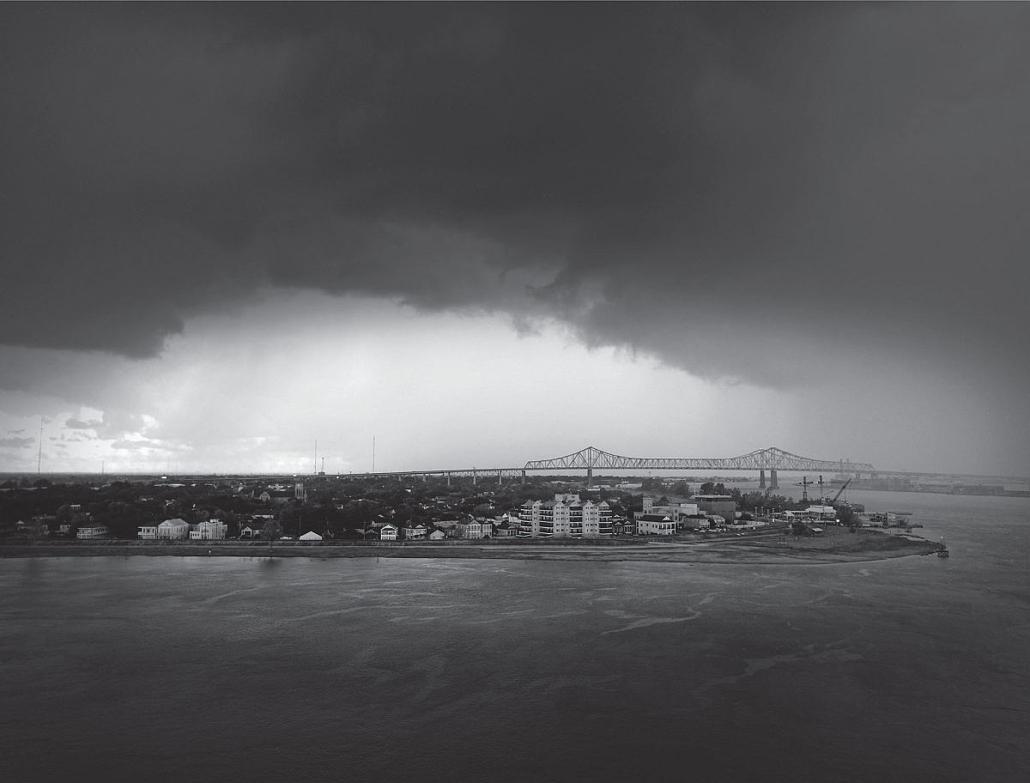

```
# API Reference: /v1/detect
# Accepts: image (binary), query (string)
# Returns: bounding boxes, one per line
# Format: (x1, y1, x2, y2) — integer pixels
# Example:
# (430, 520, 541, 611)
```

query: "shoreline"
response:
(0, 528, 942, 565)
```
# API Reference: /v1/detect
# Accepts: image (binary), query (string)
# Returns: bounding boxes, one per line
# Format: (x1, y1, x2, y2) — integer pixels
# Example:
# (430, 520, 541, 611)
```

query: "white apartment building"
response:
(518, 495, 612, 538)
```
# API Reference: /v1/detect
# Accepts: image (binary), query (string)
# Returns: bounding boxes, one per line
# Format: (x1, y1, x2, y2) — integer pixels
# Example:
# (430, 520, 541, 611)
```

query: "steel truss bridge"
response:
(353, 446, 876, 489)
(524, 445, 873, 474)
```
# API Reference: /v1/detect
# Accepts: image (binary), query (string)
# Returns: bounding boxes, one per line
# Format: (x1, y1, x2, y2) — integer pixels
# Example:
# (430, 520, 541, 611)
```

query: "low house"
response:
(76, 524, 110, 539)
(803, 505, 838, 521)
(636, 514, 675, 536)
(493, 521, 517, 537)
(428, 529, 446, 541)
(17, 517, 52, 538)
(403, 524, 428, 540)
(380, 524, 398, 541)
(299, 530, 323, 542)
(138, 525, 157, 539)
(458, 520, 493, 539)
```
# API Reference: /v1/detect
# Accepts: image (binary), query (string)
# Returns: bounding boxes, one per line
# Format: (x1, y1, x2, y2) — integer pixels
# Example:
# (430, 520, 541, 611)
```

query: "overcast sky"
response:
(1, 3, 1028, 477)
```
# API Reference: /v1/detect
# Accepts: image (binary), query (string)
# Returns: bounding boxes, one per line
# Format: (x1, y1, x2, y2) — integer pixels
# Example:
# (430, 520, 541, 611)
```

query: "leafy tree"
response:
(700, 481, 728, 495)
(262, 519, 283, 540)
(671, 481, 692, 497)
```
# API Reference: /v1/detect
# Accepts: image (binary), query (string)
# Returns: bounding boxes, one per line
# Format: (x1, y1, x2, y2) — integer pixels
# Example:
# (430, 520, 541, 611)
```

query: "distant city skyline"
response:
(2, 4, 1029, 477)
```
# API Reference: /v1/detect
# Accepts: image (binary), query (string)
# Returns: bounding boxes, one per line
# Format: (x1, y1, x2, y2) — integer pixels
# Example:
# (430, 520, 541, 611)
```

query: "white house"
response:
(380, 524, 398, 541)
(192, 519, 227, 540)
(157, 518, 190, 540)
(636, 515, 676, 535)
(403, 524, 427, 540)
(803, 505, 838, 521)
(428, 529, 446, 541)
(458, 520, 493, 539)
(76, 524, 110, 539)
(137, 525, 157, 539)
(299, 530, 323, 542)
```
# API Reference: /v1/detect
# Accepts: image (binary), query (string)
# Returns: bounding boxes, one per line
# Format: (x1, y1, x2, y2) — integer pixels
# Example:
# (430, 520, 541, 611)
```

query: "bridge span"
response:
(354, 446, 876, 490)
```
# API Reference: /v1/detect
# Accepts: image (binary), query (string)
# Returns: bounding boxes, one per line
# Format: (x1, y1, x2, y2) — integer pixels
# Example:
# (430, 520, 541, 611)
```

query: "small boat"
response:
(937, 538, 949, 558)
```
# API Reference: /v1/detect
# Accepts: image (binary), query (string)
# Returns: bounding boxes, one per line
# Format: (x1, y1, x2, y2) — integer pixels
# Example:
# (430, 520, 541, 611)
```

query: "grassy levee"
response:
(0, 526, 941, 564)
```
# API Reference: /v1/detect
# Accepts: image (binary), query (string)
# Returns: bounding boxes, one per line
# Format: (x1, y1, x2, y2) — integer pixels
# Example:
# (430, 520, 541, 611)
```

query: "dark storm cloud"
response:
(65, 418, 101, 430)
(2, 3, 1029, 386)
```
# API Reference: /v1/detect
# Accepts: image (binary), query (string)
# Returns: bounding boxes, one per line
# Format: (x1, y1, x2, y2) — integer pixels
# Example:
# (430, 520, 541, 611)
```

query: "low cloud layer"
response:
(2, 4, 1029, 476)
(0, 436, 34, 449)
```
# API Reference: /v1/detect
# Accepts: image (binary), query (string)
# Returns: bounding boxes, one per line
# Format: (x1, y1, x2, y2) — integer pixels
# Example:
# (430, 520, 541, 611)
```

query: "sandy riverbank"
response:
(0, 526, 941, 565)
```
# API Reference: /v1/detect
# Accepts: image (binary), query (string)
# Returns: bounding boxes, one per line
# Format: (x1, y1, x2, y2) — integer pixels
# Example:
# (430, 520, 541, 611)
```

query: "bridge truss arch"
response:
(522, 446, 874, 474)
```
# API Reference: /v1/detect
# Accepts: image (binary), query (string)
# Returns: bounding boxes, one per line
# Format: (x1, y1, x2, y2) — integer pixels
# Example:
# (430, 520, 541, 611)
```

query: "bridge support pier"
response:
(472, 469, 477, 486)
(770, 469, 779, 490)
(587, 467, 593, 486)
(446, 472, 451, 487)
(521, 469, 526, 485)
(759, 469, 766, 489)
(498, 471, 502, 485)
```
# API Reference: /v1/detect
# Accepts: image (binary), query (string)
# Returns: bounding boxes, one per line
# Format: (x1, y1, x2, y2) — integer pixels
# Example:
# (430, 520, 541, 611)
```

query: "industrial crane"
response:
(830, 478, 852, 506)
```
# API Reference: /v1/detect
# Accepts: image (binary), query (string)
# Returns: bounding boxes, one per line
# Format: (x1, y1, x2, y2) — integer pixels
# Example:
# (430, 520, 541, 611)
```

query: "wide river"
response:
(2, 491, 1028, 782)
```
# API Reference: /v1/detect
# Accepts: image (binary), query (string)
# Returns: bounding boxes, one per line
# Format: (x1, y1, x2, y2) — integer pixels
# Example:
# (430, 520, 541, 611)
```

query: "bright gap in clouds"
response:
(0, 292, 792, 474)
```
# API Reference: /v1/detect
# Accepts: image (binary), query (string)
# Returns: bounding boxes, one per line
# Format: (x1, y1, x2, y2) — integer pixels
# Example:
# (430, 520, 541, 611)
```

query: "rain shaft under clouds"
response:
(1, 4, 1029, 473)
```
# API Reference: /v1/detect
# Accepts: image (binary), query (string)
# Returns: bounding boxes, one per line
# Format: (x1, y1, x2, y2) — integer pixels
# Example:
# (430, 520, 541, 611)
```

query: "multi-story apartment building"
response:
(518, 495, 612, 538)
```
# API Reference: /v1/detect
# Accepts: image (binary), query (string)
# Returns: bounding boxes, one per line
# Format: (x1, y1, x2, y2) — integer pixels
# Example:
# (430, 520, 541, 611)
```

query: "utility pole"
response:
(36, 417, 43, 474)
